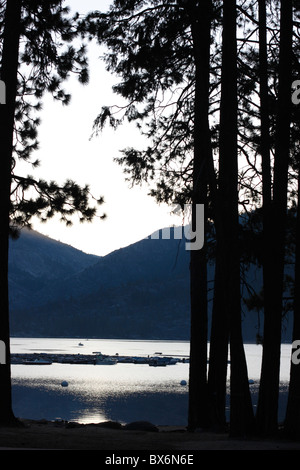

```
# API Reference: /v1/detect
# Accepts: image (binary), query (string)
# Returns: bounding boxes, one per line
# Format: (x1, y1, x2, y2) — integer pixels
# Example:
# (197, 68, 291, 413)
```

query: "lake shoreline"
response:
(1, 418, 300, 450)
(9, 339, 293, 432)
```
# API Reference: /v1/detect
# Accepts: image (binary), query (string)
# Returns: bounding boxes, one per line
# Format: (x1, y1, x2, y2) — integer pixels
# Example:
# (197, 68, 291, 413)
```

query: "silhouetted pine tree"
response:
(185, 0, 212, 431)
(0, 0, 23, 426)
(85, 0, 299, 436)
(212, 0, 255, 437)
(0, 0, 104, 425)
(284, 167, 300, 438)
(256, 0, 293, 436)
(84, 0, 216, 429)
(284, 1, 300, 434)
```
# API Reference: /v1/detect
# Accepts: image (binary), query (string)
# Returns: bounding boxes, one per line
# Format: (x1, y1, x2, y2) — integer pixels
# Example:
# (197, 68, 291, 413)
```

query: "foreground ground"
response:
(0, 419, 300, 451)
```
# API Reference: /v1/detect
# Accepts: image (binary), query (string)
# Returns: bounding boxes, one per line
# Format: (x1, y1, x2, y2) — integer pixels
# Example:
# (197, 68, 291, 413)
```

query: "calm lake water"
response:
(10, 338, 293, 426)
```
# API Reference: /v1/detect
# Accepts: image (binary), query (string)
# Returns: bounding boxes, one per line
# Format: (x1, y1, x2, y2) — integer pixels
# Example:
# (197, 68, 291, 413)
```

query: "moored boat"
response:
(94, 353, 117, 365)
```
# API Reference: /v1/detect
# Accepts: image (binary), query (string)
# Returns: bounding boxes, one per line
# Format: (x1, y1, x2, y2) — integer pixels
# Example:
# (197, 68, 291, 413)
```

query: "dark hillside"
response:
(8, 228, 293, 341)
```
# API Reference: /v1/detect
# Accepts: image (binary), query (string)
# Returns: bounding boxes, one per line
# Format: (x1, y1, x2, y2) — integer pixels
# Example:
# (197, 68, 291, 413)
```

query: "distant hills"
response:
(8, 227, 293, 341)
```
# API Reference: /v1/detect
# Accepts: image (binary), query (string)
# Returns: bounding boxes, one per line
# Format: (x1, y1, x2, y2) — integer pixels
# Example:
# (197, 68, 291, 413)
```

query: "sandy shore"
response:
(1, 419, 300, 450)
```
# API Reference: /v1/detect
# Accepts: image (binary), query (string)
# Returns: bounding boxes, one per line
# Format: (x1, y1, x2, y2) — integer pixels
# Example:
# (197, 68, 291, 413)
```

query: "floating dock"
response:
(10, 352, 189, 366)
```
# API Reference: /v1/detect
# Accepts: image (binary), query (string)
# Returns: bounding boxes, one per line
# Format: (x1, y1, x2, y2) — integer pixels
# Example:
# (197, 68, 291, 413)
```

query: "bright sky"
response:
(22, 0, 180, 256)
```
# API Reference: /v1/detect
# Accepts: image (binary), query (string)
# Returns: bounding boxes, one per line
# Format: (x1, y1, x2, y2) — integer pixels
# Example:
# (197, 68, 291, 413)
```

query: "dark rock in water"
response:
(124, 421, 159, 432)
(65, 421, 84, 429)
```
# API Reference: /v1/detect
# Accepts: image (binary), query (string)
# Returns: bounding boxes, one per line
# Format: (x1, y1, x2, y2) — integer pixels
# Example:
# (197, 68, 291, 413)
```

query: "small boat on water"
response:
(94, 353, 117, 365)
(149, 358, 167, 367)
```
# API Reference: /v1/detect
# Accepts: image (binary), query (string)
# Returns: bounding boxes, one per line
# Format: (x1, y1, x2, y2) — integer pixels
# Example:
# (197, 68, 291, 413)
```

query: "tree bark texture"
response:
(284, 174, 300, 438)
(0, 0, 22, 425)
(209, 0, 255, 437)
(256, 0, 293, 436)
(187, 0, 212, 431)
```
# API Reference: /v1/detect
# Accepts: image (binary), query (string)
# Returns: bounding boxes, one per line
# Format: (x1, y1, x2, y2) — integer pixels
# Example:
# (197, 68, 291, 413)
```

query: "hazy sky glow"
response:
(19, 0, 181, 256)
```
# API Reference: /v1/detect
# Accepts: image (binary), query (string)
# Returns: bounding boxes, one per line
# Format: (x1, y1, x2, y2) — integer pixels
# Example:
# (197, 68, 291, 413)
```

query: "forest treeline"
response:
(1, 0, 300, 439)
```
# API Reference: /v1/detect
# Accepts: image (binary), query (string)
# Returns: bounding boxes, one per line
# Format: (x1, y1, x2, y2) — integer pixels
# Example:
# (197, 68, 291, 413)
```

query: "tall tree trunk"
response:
(207, 0, 233, 432)
(207, 248, 229, 430)
(256, 0, 293, 436)
(258, 0, 273, 349)
(259, 0, 271, 207)
(208, 0, 255, 437)
(0, 0, 22, 425)
(187, 0, 212, 431)
(284, 173, 300, 438)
